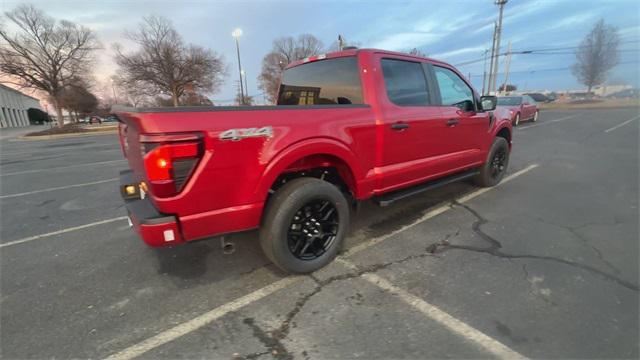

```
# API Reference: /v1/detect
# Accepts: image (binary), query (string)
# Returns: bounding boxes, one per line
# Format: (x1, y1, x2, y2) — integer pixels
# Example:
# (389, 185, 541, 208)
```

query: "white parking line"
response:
(1, 159, 126, 177)
(518, 114, 580, 130)
(604, 115, 639, 133)
(343, 164, 539, 257)
(104, 163, 539, 359)
(104, 276, 303, 360)
(348, 262, 527, 359)
(0, 216, 128, 249)
(0, 178, 118, 199)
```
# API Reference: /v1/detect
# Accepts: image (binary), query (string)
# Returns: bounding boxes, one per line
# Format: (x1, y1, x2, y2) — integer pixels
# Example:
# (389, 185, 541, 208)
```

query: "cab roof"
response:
(285, 48, 452, 70)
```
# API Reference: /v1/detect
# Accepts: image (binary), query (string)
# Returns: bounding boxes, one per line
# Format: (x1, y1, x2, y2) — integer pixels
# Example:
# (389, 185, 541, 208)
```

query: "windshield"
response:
(277, 57, 363, 105)
(497, 96, 522, 106)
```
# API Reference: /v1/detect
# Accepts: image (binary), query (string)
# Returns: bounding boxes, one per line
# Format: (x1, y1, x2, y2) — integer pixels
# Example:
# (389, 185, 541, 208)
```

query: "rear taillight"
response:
(140, 133, 203, 197)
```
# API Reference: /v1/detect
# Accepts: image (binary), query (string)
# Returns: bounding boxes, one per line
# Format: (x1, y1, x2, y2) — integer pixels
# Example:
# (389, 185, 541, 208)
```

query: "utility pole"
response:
(482, 49, 489, 95)
(501, 41, 513, 95)
(487, 0, 508, 94)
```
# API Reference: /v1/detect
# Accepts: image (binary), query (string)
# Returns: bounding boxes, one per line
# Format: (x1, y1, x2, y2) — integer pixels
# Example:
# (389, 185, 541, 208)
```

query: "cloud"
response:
(372, 32, 443, 51)
(370, 11, 477, 50)
(472, 0, 557, 34)
(546, 12, 598, 30)
(618, 25, 640, 38)
(431, 45, 488, 60)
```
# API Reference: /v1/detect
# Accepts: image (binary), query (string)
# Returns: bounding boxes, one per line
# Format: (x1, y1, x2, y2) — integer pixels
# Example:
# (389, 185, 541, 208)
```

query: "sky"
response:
(1, 0, 639, 105)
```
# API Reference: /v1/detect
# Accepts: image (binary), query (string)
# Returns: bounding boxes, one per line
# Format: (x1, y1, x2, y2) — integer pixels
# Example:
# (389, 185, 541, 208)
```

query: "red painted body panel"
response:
(116, 48, 512, 246)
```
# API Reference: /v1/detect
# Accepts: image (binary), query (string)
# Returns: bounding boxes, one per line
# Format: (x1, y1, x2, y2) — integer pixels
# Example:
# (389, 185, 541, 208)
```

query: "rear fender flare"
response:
(255, 138, 362, 201)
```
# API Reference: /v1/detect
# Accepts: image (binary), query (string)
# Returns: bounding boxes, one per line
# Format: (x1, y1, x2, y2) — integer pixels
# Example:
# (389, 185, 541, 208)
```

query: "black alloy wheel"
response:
(490, 146, 507, 180)
(287, 200, 339, 260)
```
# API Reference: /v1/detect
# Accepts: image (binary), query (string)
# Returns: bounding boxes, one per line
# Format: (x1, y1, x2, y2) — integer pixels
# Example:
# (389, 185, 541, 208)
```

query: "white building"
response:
(0, 84, 42, 128)
(592, 84, 632, 97)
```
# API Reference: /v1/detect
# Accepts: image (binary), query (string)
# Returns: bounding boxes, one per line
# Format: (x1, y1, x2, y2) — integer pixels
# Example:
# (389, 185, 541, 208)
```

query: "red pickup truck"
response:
(114, 48, 512, 273)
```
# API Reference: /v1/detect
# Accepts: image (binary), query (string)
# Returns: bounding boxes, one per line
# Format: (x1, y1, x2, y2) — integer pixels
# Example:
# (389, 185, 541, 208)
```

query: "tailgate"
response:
(117, 113, 147, 183)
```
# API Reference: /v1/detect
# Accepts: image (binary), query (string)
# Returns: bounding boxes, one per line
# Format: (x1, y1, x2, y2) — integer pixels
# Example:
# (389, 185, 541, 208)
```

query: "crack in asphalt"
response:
(426, 201, 639, 292)
(238, 237, 448, 360)
(239, 198, 637, 359)
(242, 318, 289, 359)
(535, 216, 622, 276)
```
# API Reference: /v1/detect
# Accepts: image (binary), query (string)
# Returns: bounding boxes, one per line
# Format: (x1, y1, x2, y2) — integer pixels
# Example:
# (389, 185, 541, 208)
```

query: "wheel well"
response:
(497, 127, 511, 145)
(268, 154, 356, 199)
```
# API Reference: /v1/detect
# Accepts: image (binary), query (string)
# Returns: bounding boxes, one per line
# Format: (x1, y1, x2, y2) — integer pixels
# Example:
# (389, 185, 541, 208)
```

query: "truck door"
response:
(431, 65, 488, 168)
(375, 56, 453, 192)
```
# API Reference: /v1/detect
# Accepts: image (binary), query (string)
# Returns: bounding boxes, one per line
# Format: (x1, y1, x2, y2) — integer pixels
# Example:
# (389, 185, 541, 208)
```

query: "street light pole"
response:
(232, 28, 245, 105)
(241, 70, 248, 101)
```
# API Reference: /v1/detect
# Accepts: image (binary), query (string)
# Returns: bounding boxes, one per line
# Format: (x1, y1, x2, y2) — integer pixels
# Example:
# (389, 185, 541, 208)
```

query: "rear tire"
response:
(474, 137, 510, 187)
(259, 178, 350, 274)
(532, 110, 539, 122)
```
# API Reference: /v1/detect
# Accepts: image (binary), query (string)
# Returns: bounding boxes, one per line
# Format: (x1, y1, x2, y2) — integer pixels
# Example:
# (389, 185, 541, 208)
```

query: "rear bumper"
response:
(120, 170, 184, 247)
(119, 169, 263, 246)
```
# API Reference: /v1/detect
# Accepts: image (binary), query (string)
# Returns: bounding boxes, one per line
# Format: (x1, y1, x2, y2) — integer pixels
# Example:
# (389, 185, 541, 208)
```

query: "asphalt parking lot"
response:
(1, 107, 638, 359)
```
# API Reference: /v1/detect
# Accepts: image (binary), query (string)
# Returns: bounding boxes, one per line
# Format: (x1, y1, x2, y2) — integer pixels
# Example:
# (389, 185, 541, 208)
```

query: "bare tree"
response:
(498, 84, 517, 92)
(235, 91, 253, 106)
(0, 4, 99, 127)
(59, 78, 98, 121)
(181, 83, 213, 106)
(258, 34, 324, 103)
(111, 75, 153, 107)
(406, 48, 427, 57)
(115, 16, 225, 107)
(572, 19, 619, 94)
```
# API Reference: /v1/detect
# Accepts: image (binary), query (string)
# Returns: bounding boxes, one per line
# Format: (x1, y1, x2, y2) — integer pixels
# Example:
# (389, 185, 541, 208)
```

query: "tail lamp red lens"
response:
(141, 134, 203, 197)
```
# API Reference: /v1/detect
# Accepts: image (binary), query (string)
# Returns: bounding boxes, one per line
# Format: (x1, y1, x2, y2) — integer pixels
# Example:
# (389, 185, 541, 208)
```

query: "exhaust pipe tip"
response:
(220, 237, 235, 255)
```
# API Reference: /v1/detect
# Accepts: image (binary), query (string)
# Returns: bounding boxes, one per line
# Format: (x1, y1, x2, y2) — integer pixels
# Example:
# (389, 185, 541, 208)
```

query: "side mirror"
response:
(480, 96, 497, 111)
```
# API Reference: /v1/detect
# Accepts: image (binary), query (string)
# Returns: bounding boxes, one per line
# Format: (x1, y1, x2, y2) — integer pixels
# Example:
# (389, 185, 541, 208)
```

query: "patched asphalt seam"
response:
(428, 201, 640, 292)
(521, 263, 557, 306)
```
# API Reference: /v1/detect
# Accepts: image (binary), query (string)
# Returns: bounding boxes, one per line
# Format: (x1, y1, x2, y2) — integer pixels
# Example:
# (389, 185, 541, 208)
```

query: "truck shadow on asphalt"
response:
(147, 180, 475, 288)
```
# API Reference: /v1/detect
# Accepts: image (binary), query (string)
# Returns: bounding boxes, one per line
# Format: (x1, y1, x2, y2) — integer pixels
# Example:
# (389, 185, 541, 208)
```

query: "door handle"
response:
(391, 122, 409, 130)
(446, 118, 460, 127)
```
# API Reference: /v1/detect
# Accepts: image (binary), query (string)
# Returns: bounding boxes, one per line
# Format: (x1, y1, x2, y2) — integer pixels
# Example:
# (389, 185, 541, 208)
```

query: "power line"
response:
(467, 60, 640, 78)
(457, 39, 640, 67)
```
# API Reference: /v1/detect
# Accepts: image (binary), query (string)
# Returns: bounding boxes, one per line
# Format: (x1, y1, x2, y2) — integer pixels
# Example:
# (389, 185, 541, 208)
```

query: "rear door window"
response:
(381, 58, 431, 106)
(277, 57, 363, 105)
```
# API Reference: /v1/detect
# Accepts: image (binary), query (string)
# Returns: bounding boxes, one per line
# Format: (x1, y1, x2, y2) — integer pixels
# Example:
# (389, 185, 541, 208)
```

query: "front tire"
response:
(475, 137, 510, 187)
(259, 177, 350, 274)
(513, 113, 520, 126)
(532, 110, 539, 122)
